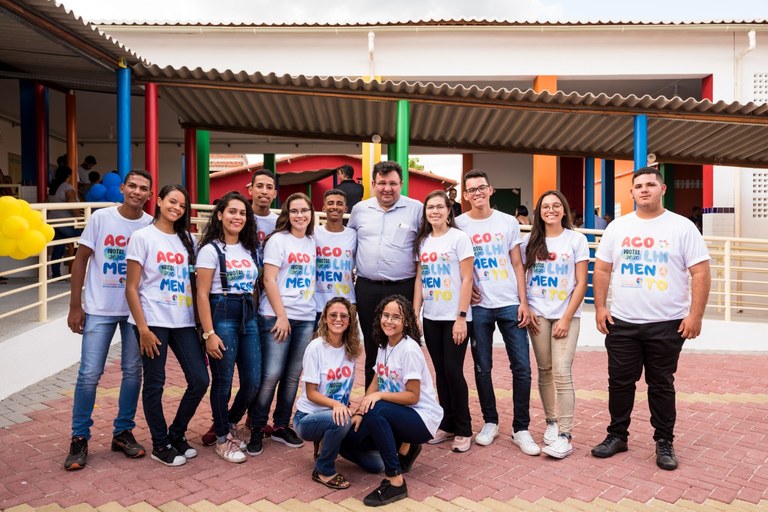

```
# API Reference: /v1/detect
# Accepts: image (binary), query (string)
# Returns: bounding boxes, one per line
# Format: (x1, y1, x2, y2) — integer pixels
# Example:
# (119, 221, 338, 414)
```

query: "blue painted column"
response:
(116, 60, 131, 180)
(602, 159, 615, 218)
(633, 114, 648, 171)
(584, 157, 596, 303)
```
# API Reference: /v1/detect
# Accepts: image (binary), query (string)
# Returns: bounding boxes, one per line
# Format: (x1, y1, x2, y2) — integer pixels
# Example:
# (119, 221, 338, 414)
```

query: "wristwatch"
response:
(458, 311, 467, 318)
(202, 329, 215, 340)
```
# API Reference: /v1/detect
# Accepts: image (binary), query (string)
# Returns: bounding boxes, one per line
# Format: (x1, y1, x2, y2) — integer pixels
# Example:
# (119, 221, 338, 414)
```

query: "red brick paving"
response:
(1, 348, 767, 509)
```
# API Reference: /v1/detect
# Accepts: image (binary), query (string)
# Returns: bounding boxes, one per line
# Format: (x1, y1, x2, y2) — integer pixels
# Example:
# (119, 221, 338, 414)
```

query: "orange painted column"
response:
(533, 76, 558, 202)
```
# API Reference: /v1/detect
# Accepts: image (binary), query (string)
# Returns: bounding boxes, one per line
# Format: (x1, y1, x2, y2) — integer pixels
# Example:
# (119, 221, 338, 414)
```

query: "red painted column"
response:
(34, 84, 48, 203)
(145, 83, 159, 215)
(701, 75, 713, 209)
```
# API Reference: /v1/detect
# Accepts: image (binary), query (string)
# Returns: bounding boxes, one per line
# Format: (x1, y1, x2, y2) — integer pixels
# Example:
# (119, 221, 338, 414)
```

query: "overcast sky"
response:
(59, 0, 767, 24)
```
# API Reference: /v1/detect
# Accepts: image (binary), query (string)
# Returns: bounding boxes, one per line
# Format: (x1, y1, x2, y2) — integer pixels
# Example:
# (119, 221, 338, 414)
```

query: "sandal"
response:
(312, 469, 350, 490)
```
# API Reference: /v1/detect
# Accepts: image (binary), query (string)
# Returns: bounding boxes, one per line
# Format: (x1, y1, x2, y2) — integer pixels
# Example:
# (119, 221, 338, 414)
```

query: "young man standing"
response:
(249, 169, 279, 245)
(591, 167, 710, 470)
(314, 189, 356, 316)
(455, 169, 538, 455)
(64, 170, 153, 470)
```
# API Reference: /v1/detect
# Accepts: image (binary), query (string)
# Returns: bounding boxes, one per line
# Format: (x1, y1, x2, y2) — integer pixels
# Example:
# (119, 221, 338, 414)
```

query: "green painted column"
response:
(395, 100, 410, 195)
(196, 130, 210, 204)
(264, 153, 277, 208)
(660, 163, 674, 210)
(387, 143, 397, 162)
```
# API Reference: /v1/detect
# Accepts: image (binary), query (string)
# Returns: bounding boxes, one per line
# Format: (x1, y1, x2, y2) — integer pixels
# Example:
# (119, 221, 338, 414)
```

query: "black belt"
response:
(357, 276, 414, 286)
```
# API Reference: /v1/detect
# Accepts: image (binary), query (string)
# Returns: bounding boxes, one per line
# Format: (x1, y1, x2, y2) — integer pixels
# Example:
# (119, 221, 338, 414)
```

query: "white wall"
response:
(473, 152, 534, 209)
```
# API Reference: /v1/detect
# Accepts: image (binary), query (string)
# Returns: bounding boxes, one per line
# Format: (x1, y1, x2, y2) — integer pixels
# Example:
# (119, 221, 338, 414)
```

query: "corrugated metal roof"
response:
(133, 65, 768, 168)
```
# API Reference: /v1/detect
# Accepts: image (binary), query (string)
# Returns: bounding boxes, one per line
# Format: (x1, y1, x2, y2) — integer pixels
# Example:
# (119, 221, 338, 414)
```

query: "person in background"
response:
(688, 206, 703, 233)
(336, 164, 363, 211)
(573, 213, 584, 228)
(603, 213, 614, 225)
(593, 208, 608, 230)
(515, 205, 531, 226)
(77, 155, 97, 185)
(448, 187, 462, 218)
(48, 165, 82, 279)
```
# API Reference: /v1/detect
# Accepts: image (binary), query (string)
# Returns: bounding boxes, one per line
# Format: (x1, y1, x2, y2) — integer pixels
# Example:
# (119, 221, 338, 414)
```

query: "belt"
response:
(357, 276, 414, 286)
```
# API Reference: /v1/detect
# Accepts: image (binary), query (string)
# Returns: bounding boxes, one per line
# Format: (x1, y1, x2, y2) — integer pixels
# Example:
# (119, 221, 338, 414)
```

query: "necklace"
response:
(383, 337, 404, 368)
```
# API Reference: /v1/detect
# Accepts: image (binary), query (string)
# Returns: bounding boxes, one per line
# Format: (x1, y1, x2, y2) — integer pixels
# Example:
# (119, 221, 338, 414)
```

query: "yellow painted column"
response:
(533, 76, 558, 201)
(362, 75, 382, 199)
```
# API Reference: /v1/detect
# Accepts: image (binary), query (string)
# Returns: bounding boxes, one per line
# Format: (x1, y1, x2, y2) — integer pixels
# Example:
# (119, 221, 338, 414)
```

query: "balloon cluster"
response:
(0, 196, 55, 260)
(85, 172, 123, 203)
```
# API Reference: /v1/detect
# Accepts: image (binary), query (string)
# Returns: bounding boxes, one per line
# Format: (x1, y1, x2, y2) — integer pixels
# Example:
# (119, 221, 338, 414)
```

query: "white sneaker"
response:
(543, 422, 559, 445)
(511, 430, 541, 456)
(216, 435, 247, 463)
(475, 423, 499, 446)
(451, 436, 472, 453)
(542, 434, 573, 459)
(229, 423, 247, 451)
(428, 429, 455, 445)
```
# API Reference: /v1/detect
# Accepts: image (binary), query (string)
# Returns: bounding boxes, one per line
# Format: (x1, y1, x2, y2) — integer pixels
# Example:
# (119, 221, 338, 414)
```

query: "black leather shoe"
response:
(591, 434, 628, 458)
(655, 439, 678, 470)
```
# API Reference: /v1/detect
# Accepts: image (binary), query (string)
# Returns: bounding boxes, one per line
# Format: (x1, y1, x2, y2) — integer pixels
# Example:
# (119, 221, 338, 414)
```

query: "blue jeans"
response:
(342, 401, 432, 477)
(208, 294, 261, 438)
(294, 410, 352, 476)
(249, 316, 315, 429)
(51, 226, 82, 277)
(137, 326, 209, 449)
(71, 314, 142, 439)
(469, 305, 531, 432)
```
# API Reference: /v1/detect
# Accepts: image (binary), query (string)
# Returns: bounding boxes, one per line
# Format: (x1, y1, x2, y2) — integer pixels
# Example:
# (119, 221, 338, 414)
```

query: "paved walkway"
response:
(1, 346, 767, 511)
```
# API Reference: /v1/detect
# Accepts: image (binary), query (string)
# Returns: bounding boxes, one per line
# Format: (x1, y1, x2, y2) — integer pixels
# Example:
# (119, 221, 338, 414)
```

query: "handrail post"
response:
(39, 207, 49, 322)
(724, 240, 732, 322)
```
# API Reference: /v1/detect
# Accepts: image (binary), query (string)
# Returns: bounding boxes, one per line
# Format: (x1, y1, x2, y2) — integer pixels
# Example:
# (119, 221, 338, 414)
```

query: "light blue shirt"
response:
(348, 195, 423, 280)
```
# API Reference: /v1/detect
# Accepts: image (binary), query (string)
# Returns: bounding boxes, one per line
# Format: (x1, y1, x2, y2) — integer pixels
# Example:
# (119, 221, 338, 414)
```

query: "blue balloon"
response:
(102, 172, 121, 188)
(86, 183, 107, 201)
(106, 185, 123, 203)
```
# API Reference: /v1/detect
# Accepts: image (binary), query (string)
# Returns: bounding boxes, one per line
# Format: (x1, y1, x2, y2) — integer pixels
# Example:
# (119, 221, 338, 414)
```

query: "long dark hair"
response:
(264, 192, 315, 247)
(372, 295, 422, 349)
(316, 297, 362, 361)
(49, 166, 72, 196)
(199, 191, 258, 255)
(413, 190, 457, 259)
(155, 184, 196, 266)
(524, 190, 574, 272)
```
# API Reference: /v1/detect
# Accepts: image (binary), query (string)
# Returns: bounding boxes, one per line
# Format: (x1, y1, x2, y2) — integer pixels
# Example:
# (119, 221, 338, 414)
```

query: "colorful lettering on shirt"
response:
(529, 252, 572, 302)
(420, 251, 454, 301)
(618, 236, 671, 291)
(316, 245, 354, 294)
(376, 362, 402, 393)
(102, 234, 130, 280)
(285, 251, 316, 298)
(154, 250, 194, 307)
(471, 232, 510, 281)
(324, 364, 354, 404)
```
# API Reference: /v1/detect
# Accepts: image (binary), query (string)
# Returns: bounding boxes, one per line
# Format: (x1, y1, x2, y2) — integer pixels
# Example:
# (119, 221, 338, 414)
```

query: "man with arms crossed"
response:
(348, 161, 422, 388)
(591, 166, 710, 470)
(64, 170, 153, 470)
(455, 169, 538, 455)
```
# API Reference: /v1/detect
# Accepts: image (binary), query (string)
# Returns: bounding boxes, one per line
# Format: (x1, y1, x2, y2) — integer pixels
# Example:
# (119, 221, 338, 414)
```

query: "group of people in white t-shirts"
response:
(64, 163, 709, 507)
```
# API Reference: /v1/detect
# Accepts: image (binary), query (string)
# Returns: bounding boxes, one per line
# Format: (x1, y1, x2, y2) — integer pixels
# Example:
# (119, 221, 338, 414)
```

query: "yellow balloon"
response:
(17, 199, 31, 212)
(10, 248, 28, 260)
(39, 223, 55, 243)
(2, 215, 29, 239)
(18, 229, 46, 256)
(0, 236, 16, 256)
(0, 196, 22, 221)
(23, 209, 44, 230)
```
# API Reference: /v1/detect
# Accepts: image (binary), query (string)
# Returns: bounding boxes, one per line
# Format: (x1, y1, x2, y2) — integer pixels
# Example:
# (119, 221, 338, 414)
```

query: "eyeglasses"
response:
(375, 181, 401, 189)
(381, 313, 403, 323)
(425, 204, 447, 211)
(540, 203, 563, 211)
(289, 208, 311, 216)
(465, 184, 490, 195)
(328, 312, 350, 320)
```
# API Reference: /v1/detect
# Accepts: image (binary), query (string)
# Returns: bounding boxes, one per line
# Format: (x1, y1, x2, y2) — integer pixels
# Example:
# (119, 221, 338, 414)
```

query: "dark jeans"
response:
(355, 277, 415, 388)
(51, 226, 82, 277)
(605, 318, 685, 442)
(423, 318, 472, 437)
(137, 325, 209, 449)
(342, 400, 432, 477)
(469, 305, 531, 431)
(208, 294, 261, 438)
(294, 410, 352, 477)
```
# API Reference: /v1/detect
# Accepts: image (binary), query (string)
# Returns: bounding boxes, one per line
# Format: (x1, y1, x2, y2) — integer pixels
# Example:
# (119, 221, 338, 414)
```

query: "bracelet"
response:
(352, 412, 363, 417)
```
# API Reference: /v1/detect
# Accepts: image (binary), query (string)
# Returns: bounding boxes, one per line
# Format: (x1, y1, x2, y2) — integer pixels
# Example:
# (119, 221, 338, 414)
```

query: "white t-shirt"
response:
(78, 207, 153, 316)
(374, 336, 443, 436)
(255, 211, 278, 267)
(296, 337, 356, 414)
(48, 182, 77, 220)
(418, 228, 474, 321)
(521, 229, 590, 320)
(455, 210, 523, 308)
(595, 210, 710, 323)
(259, 231, 316, 319)
(197, 241, 258, 294)
(126, 224, 197, 328)
(314, 225, 357, 312)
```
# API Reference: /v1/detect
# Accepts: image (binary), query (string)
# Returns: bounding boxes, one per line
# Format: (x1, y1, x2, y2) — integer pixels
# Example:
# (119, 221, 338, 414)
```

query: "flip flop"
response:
(312, 469, 350, 490)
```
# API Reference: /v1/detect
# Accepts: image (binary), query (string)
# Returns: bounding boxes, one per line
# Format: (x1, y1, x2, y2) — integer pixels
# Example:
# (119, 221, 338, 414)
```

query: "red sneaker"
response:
(201, 423, 217, 446)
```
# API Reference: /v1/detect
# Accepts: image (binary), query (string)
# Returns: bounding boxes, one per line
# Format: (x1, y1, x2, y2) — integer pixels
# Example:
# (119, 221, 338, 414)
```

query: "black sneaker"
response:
(398, 443, 422, 473)
(64, 436, 88, 470)
(170, 436, 197, 459)
(151, 444, 186, 467)
(271, 426, 304, 448)
(111, 430, 146, 458)
(591, 434, 628, 458)
(363, 478, 408, 507)
(656, 439, 678, 470)
(246, 428, 264, 456)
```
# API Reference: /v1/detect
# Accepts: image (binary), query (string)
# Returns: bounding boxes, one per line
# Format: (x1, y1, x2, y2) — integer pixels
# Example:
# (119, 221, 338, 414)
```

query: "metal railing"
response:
(1, 204, 766, 324)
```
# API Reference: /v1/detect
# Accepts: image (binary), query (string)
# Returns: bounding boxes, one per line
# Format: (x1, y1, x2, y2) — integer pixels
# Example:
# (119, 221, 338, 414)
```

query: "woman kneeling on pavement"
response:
(294, 297, 361, 489)
(343, 295, 443, 507)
